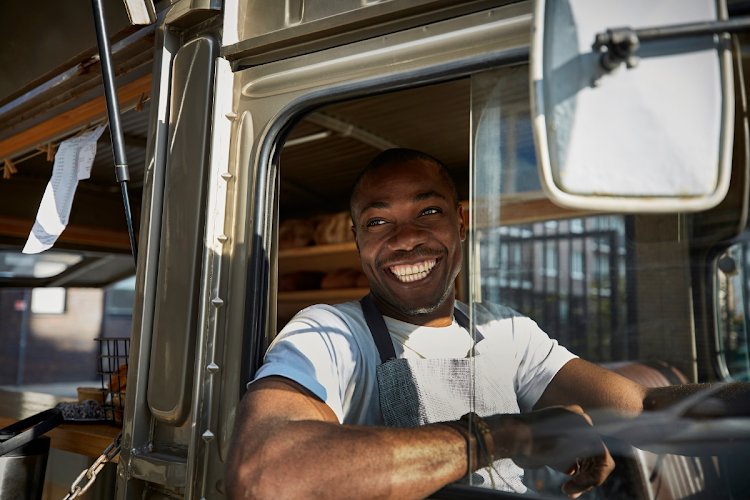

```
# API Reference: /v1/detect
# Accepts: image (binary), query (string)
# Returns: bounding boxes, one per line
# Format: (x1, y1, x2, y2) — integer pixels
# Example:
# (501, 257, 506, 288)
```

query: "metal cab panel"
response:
(147, 34, 219, 426)
(223, 0, 520, 65)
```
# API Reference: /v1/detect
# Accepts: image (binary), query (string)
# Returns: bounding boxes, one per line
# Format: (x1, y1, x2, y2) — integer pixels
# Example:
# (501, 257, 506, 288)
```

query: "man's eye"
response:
(421, 208, 440, 216)
(367, 219, 386, 227)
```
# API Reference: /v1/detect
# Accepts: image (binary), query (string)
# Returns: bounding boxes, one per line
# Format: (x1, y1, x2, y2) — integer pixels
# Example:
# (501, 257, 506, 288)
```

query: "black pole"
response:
(636, 16, 750, 42)
(91, 0, 138, 268)
(593, 16, 750, 72)
(16, 290, 30, 386)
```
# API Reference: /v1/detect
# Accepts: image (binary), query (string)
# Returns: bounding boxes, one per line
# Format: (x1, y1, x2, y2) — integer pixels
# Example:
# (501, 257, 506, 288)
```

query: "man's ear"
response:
(351, 225, 360, 252)
(456, 205, 466, 242)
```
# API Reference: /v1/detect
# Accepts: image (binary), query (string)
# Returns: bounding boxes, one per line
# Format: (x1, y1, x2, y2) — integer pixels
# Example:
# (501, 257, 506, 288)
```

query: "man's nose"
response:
(388, 223, 429, 252)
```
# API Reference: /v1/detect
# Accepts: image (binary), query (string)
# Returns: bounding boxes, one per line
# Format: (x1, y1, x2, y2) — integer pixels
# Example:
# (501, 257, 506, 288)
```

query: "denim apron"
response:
(359, 294, 526, 493)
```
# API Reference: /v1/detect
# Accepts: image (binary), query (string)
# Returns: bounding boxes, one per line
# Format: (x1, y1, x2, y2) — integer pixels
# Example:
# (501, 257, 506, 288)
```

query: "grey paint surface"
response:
(147, 34, 217, 426)
(117, 20, 178, 500)
(130, 453, 187, 488)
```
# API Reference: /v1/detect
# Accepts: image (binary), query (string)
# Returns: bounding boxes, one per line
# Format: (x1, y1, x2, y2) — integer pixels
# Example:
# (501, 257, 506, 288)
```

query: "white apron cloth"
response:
(359, 295, 527, 493)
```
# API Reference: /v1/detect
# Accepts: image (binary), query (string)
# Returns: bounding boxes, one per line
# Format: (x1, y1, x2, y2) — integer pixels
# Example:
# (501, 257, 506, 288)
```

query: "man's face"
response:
(351, 160, 465, 319)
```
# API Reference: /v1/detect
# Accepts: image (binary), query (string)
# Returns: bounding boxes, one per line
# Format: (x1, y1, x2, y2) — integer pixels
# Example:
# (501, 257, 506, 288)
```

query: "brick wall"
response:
(0, 288, 106, 385)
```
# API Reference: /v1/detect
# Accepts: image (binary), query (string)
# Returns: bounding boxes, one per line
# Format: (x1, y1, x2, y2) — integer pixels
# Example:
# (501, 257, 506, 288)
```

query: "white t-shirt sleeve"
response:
(511, 315, 577, 412)
(252, 306, 361, 423)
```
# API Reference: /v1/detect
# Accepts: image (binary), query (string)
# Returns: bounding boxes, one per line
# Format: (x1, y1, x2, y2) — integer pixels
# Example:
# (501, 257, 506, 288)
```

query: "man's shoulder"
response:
(293, 300, 364, 322)
(279, 300, 368, 338)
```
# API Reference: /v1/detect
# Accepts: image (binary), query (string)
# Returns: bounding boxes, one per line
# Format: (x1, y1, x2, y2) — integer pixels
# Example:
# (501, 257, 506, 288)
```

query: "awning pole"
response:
(90, 0, 139, 269)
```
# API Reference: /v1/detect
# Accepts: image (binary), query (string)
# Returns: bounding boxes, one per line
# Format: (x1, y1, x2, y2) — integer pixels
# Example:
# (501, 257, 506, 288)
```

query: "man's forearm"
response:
(226, 419, 469, 500)
(643, 382, 750, 415)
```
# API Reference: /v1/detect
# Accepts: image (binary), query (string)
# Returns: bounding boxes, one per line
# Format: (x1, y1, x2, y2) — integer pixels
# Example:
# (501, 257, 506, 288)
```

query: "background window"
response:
(571, 250, 584, 280)
(30, 287, 66, 315)
(106, 276, 136, 316)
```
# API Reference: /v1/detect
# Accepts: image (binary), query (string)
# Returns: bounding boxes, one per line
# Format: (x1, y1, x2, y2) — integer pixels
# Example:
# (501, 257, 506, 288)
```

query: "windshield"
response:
(468, 64, 750, 497)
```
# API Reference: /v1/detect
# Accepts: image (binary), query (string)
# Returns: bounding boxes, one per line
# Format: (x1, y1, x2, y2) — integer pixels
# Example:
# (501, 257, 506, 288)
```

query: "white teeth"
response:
(390, 259, 439, 282)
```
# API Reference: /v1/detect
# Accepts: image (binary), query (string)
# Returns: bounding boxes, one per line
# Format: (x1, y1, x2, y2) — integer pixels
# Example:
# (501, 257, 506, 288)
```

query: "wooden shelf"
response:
(0, 389, 121, 462)
(278, 242, 361, 274)
(278, 241, 357, 259)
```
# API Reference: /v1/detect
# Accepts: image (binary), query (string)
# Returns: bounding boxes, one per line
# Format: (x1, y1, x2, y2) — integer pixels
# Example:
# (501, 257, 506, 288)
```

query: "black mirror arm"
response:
(593, 16, 750, 72)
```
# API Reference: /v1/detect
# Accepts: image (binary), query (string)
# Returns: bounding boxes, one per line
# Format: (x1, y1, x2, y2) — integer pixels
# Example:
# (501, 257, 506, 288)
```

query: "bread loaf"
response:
(112, 393, 125, 425)
(279, 218, 316, 250)
(321, 268, 361, 289)
(107, 363, 128, 393)
(313, 212, 354, 246)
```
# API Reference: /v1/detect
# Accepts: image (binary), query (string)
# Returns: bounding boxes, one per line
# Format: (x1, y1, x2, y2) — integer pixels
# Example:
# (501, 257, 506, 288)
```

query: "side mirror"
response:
(530, 0, 735, 212)
(122, 0, 156, 25)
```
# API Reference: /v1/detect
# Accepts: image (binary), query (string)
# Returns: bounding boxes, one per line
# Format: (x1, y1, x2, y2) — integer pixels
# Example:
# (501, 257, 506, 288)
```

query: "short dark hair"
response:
(349, 148, 459, 223)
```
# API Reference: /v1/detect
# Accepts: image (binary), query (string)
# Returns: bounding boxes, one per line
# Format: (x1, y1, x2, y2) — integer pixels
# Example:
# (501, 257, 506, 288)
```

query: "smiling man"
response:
(226, 149, 730, 500)
(351, 150, 464, 323)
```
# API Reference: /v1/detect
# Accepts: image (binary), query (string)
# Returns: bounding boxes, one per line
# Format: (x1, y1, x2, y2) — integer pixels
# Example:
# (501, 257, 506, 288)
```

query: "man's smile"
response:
(388, 258, 438, 283)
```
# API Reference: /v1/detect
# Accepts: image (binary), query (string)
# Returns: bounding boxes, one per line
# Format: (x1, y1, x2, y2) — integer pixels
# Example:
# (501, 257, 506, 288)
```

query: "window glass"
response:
(470, 65, 657, 496)
(469, 58, 750, 498)
(0, 251, 83, 279)
(716, 243, 750, 381)
(471, 66, 632, 366)
(106, 275, 136, 316)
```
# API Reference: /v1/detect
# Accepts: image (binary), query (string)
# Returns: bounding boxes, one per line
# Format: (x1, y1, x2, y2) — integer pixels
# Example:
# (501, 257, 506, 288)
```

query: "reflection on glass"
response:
(106, 275, 136, 316)
(0, 251, 83, 279)
(470, 65, 637, 496)
(716, 244, 750, 381)
(479, 216, 629, 363)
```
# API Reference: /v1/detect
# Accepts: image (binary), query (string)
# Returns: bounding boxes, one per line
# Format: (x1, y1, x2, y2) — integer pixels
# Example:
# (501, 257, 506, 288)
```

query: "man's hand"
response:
(487, 405, 615, 499)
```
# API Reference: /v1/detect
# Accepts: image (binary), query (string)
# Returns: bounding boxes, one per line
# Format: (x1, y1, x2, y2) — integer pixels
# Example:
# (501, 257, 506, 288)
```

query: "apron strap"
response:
(453, 306, 469, 330)
(360, 294, 480, 364)
(452, 306, 484, 342)
(360, 294, 397, 363)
